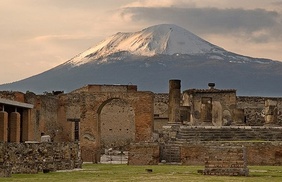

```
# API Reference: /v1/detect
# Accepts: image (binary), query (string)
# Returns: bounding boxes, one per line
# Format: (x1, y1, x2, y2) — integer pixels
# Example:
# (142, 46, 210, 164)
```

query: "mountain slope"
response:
(67, 24, 224, 66)
(0, 24, 281, 96)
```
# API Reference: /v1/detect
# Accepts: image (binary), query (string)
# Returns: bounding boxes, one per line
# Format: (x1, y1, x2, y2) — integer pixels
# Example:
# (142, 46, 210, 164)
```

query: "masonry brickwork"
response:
(0, 142, 81, 177)
(0, 85, 154, 163)
(2, 81, 282, 166)
(128, 142, 159, 165)
(203, 146, 248, 176)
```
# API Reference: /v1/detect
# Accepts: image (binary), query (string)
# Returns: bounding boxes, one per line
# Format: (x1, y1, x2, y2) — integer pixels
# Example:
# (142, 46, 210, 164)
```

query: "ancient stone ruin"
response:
(1, 79, 282, 174)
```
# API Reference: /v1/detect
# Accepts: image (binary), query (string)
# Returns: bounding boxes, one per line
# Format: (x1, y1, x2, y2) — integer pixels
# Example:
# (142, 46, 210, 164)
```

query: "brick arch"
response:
(78, 91, 154, 162)
(97, 97, 135, 150)
(97, 97, 128, 114)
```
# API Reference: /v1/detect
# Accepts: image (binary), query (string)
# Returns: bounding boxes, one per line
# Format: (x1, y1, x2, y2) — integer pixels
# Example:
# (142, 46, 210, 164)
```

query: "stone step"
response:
(203, 168, 249, 176)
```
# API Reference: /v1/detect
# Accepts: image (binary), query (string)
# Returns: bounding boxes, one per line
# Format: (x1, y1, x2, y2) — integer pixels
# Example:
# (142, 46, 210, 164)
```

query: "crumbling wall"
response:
(183, 91, 237, 126)
(154, 94, 169, 132)
(128, 142, 159, 165)
(0, 91, 25, 102)
(25, 92, 59, 142)
(0, 142, 82, 176)
(237, 97, 282, 126)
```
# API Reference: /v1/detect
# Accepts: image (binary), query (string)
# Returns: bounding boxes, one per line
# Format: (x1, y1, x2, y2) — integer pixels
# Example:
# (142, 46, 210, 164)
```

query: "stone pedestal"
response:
(203, 146, 249, 176)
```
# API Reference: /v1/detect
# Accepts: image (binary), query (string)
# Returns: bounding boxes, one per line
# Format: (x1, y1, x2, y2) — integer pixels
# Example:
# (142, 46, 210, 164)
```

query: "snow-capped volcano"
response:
(1, 24, 282, 96)
(68, 24, 223, 66)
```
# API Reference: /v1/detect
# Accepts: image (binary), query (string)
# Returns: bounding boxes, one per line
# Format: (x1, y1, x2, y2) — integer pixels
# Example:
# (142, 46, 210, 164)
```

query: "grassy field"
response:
(1, 164, 282, 182)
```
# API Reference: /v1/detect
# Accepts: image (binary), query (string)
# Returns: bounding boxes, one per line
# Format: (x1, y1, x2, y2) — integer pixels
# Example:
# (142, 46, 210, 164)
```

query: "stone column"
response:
(9, 111, 21, 143)
(168, 80, 181, 124)
(0, 111, 8, 142)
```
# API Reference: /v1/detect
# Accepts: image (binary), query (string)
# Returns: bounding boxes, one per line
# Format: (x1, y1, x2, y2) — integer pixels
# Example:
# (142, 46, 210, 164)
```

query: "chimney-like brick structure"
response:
(168, 80, 181, 124)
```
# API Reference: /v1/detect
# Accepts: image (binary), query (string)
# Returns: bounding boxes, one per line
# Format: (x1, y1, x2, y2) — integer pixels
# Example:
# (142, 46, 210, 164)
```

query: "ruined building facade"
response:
(0, 85, 153, 162)
(1, 80, 282, 164)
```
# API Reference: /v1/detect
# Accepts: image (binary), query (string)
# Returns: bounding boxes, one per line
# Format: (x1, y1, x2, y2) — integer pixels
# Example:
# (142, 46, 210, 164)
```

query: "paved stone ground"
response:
(100, 150, 128, 164)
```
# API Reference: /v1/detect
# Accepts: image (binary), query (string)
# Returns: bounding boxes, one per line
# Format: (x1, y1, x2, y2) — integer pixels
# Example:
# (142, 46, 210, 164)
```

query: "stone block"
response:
(265, 99, 277, 107)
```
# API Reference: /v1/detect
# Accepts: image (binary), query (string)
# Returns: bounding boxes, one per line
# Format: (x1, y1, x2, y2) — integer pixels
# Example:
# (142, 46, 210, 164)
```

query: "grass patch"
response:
(1, 164, 282, 182)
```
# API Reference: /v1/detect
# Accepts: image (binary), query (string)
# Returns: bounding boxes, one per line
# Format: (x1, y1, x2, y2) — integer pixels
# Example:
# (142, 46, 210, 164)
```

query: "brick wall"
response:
(181, 141, 282, 165)
(128, 143, 159, 165)
(203, 146, 249, 176)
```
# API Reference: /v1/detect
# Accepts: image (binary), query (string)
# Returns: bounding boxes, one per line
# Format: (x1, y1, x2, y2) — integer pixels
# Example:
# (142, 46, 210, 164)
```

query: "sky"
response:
(1, 0, 282, 84)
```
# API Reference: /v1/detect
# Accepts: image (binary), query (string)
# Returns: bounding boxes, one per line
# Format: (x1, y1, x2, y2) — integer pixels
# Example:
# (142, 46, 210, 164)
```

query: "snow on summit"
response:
(68, 24, 221, 66)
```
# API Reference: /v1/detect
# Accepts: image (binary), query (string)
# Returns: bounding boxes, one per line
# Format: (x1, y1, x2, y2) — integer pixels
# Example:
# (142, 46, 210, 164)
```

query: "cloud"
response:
(124, 0, 194, 8)
(119, 6, 282, 43)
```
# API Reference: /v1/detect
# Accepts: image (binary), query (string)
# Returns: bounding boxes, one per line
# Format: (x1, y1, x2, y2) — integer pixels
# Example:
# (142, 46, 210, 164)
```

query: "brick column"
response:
(168, 80, 181, 124)
(22, 109, 33, 141)
(9, 112, 21, 143)
(0, 111, 8, 142)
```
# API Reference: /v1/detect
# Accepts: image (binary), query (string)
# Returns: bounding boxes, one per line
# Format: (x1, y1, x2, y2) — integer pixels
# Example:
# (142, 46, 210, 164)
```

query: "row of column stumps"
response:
(0, 111, 21, 143)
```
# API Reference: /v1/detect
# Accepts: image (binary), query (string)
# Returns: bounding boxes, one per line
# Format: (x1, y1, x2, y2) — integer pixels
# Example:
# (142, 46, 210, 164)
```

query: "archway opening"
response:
(99, 98, 135, 163)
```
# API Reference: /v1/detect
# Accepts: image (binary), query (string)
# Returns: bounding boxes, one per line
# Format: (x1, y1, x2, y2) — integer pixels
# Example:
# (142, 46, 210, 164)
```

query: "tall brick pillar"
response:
(0, 111, 8, 142)
(22, 109, 33, 141)
(9, 112, 21, 143)
(168, 80, 181, 124)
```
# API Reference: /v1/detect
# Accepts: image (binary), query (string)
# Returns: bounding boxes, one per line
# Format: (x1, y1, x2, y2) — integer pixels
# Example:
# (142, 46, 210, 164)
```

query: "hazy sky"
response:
(1, 0, 282, 84)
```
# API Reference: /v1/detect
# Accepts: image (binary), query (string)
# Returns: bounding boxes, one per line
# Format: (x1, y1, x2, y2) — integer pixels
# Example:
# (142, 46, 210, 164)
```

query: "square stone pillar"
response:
(0, 111, 8, 142)
(9, 112, 21, 143)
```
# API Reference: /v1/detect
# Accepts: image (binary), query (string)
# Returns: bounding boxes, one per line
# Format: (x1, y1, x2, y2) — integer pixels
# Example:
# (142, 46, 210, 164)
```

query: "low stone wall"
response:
(203, 146, 249, 176)
(128, 141, 282, 166)
(181, 141, 282, 166)
(128, 142, 159, 165)
(0, 142, 82, 176)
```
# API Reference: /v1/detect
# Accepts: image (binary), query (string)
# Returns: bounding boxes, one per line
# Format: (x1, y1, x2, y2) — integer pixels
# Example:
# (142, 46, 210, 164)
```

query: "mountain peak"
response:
(68, 24, 221, 66)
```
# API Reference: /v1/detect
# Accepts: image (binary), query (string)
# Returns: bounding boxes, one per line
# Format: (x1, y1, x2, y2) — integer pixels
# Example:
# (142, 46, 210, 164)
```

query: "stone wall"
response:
(237, 97, 282, 126)
(180, 141, 282, 166)
(0, 87, 154, 163)
(0, 91, 25, 103)
(128, 142, 159, 165)
(154, 94, 169, 132)
(23, 92, 60, 142)
(128, 141, 282, 166)
(203, 146, 248, 176)
(0, 142, 82, 176)
(183, 90, 237, 126)
(58, 89, 154, 162)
